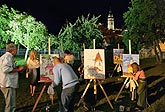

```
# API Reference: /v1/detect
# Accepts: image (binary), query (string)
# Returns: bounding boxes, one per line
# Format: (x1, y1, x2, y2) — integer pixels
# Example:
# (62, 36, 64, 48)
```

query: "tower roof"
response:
(108, 7, 113, 18)
(108, 10, 113, 18)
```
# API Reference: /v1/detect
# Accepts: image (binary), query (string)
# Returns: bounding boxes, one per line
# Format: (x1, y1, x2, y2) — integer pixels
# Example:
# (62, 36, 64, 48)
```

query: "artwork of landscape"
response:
(122, 54, 139, 75)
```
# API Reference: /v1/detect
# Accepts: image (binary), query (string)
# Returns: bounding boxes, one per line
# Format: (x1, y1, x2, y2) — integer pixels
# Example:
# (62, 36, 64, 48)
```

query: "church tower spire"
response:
(107, 8, 114, 30)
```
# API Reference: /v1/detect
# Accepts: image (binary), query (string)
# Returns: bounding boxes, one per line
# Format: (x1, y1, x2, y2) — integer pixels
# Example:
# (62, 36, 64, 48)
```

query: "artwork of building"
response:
(113, 49, 124, 64)
(84, 49, 105, 79)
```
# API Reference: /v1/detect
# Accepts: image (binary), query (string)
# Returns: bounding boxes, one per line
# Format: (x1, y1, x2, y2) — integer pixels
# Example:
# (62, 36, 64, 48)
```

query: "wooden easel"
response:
(77, 79, 114, 110)
(110, 43, 122, 77)
(32, 38, 53, 112)
(77, 39, 114, 110)
(115, 76, 138, 101)
(115, 40, 138, 101)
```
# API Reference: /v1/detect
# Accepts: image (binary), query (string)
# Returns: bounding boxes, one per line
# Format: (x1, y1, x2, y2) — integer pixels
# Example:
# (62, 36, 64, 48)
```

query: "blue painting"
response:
(122, 54, 139, 74)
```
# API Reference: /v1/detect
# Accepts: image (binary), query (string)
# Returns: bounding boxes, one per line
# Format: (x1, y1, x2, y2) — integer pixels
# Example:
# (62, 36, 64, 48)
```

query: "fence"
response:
(0, 49, 81, 59)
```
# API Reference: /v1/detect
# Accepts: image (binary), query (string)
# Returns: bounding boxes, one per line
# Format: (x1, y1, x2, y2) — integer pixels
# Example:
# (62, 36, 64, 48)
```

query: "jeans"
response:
(0, 87, 16, 112)
(60, 83, 79, 112)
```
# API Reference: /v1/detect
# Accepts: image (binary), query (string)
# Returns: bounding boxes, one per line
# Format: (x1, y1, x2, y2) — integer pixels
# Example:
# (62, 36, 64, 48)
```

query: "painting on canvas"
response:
(122, 54, 139, 75)
(113, 49, 124, 64)
(40, 54, 59, 82)
(84, 49, 105, 79)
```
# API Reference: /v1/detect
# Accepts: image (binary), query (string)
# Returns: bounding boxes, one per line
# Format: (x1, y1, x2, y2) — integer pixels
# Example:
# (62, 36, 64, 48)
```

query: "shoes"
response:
(134, 107, 142, 111)
(134, 107, 144, 111)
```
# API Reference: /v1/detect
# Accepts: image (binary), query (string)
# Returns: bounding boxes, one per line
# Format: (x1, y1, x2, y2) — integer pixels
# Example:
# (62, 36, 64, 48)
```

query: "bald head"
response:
(53, 57, 61, 65)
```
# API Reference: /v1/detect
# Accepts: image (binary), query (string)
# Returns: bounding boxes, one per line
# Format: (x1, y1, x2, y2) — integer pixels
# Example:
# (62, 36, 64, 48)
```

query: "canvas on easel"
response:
(122, 54, 139, 75)
(113, 49, 124, 65)
(115, 40, 140, 102)
(77, 40, 114, 110)
(110, 49, 124, 77)
(40, 54, 59, 81)
(84, 49, 105, 79)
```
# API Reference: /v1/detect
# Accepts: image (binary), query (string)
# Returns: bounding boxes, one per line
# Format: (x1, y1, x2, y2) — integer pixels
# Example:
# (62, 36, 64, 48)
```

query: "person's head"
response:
(64, 50, 71, 55)
(131, 62, 141, 73)
(59, 56, 64, 63)
(53, 57, 61, 66)
(6, 43, 17, 56)
(29, 50, 38, 60)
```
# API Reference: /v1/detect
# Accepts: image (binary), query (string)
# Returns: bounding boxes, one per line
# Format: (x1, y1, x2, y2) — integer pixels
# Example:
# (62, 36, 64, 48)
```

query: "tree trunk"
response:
(156, 39, 163, 63)
(153, 40, 160, 64)
(24, 47, 29, 61)
(17, 44, 20, 55)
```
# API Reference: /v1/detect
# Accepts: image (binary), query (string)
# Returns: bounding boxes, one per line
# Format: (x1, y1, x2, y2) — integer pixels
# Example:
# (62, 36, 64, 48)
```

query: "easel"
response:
(111, 43, 122, 77)
(77, 39, 114, 110)
(32, 38, 52, 112)
(115, 75, 138, 101)
(115, 40, 138, 101)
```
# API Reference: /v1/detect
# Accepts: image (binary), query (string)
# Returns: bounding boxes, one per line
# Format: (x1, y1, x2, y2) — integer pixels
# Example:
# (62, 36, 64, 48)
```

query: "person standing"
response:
(52, 57, 79, 112)
(27, 50, 40, 96)
(0, 43, 25, 112)
(64, 50, 75, 67)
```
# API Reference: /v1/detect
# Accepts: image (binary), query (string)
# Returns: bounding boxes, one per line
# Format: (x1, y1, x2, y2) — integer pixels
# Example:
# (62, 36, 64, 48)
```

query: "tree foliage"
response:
(0, 4, 17, 48)
(7, 13, 54, 50)
(0, 4, 57, 60)
(122, 0, 165, 62)
(57, 15, 103, 52)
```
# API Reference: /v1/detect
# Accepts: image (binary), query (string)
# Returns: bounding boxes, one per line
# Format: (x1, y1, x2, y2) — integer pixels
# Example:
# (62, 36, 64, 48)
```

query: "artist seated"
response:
(128, 62, 147, 111)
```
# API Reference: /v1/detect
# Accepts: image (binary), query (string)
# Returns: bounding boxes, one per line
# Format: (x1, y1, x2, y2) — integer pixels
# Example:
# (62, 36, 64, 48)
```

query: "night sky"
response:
(0, 0, 130, 35)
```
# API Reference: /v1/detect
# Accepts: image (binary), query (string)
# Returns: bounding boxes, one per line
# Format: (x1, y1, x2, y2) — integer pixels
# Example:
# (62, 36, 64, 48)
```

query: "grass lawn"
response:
(0, 56, 164, 112)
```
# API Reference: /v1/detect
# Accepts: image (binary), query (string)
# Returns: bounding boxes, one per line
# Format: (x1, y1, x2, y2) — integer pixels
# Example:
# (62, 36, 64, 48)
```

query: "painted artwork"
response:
(122, 54, 139, 75)
(40, 54, 59, 81)
(84, 49, 105, 79)
(113, 49, 124, 64)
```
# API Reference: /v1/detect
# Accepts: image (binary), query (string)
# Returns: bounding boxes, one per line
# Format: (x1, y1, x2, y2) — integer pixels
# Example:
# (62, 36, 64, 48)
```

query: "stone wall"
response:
(139, 46, 155, 59)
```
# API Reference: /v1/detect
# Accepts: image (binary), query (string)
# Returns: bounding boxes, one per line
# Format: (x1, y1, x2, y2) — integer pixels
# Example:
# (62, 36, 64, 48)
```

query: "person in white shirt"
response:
(0, 43, 25, 112)
(27, 50, 40, 96)
(64, 50, 75, 66)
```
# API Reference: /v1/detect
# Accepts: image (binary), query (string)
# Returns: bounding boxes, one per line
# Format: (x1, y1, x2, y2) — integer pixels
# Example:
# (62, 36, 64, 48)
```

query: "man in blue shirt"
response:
(53, 57, 79, 112)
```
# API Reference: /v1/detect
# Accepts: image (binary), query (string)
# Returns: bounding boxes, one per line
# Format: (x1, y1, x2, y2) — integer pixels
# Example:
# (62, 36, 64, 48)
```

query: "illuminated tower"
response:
(107, 9, 114, 30)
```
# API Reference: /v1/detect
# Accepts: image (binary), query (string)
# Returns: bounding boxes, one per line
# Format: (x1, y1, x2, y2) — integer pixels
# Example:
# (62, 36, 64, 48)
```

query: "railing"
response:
(0, 49, 63, 55)
(0, 49, 80, 59)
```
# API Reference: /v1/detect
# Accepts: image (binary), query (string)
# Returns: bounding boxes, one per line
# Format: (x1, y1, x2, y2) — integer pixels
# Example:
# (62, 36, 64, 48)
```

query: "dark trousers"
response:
(137, 80, 147, 108)
(60, 84, 79, 112)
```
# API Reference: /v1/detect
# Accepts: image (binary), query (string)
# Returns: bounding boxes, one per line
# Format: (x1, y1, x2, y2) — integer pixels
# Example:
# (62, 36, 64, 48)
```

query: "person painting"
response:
(0, 43, 25, 112)
(131, 62, 147, 111)
(52, 57, 79, 112)
(27, 50, 40, 96)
